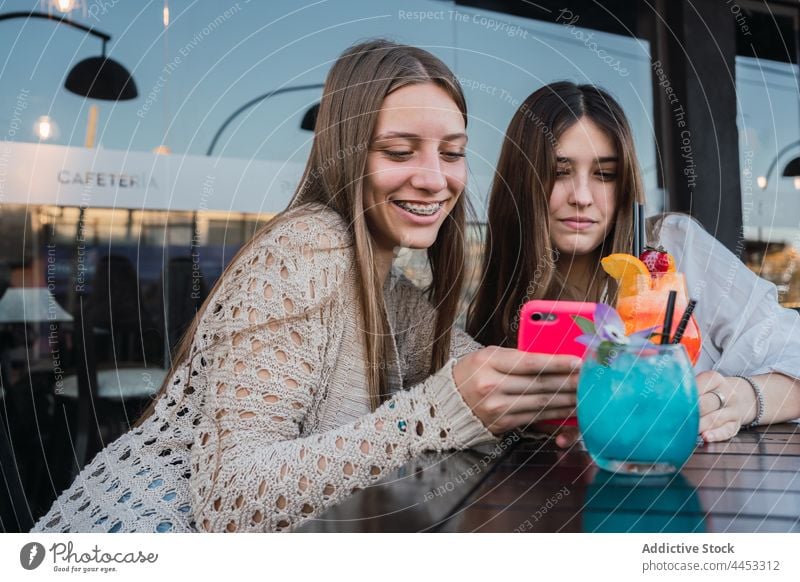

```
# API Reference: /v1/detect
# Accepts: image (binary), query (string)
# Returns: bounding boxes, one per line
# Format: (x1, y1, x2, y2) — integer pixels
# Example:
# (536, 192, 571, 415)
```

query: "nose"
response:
(409, 151, 448, 193)
(568, 173, 593, 207)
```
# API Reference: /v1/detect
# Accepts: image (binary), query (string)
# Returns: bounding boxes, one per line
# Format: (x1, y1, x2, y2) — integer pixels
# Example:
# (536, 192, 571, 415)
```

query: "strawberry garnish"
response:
(638, 245, 674, 274)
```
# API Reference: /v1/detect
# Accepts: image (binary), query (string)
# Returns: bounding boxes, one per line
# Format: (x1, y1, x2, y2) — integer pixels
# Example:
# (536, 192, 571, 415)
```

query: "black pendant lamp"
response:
(65, 54, 137, 101)
(0, 11, 137, 101)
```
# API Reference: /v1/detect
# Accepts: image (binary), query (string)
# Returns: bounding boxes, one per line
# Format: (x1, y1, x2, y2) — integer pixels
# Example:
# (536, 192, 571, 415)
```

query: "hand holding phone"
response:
(517, 300, 597, 426)
(453, 346, 583, 435)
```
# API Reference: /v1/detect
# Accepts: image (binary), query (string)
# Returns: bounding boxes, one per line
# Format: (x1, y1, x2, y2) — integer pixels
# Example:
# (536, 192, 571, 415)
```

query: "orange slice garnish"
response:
(601, 253, 651, 297)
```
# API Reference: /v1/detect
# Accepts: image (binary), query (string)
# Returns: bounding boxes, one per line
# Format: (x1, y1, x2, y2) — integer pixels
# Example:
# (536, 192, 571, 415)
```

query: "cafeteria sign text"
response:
(0, 140, 302, 214)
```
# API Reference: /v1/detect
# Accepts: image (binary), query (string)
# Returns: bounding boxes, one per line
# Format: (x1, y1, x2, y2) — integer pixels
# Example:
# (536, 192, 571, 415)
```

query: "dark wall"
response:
(652, 0, 744, 255)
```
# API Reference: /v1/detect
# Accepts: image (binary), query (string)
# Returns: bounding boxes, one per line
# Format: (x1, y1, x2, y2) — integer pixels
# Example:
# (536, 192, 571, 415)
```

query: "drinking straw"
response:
(632, 202, 640, 257)
(671, 299, 698, 344)
(661, 290, 678, 345)
(638, 202, 646, 255)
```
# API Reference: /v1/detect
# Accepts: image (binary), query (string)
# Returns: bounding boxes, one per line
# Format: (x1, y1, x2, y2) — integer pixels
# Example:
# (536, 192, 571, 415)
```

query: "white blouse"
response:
(656, 214, 800, 380)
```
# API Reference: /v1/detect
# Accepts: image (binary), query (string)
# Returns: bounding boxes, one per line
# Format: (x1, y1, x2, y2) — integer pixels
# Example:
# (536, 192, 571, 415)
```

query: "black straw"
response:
(633, 202, 640, 257)
(638, 203, 646, 256)
(671, 299, 698, 344)
(661, 290, 677, 345)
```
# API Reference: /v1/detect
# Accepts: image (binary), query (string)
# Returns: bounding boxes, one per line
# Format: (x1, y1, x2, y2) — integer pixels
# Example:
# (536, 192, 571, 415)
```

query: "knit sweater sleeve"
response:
(186, 212, 493, 532)
(450, 325, 484, 358)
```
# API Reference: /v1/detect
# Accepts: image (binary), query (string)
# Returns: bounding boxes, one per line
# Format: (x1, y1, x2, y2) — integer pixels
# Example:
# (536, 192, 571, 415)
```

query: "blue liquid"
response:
(578, 349, 699, 473)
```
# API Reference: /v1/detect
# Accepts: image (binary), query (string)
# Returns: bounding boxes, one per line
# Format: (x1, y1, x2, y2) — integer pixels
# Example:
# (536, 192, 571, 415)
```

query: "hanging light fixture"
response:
(0, 11, 137, 101)
(55, 0, 75, 13)
(65, 53, 138, 100)
(300, 103, 319, 132)
(41, 0, 88, 18)
(758, 141, 800, 191)
(207, 84, 324, 156)
(44, 0, 84, 15)
(782, 156, 800, 191)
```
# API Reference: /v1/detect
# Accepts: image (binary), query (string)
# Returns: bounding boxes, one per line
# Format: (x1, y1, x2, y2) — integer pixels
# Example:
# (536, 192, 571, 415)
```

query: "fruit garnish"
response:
(639, 245, 676, 274)
(601, 253, 650, 297)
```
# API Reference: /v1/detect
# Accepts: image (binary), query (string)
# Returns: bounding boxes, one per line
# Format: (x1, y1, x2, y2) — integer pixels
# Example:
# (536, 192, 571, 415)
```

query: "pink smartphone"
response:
(517, 300, 597, 426)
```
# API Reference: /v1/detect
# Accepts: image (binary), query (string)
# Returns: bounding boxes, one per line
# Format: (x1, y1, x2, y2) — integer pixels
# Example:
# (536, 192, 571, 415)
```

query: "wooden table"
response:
(298, 424, 800, 533)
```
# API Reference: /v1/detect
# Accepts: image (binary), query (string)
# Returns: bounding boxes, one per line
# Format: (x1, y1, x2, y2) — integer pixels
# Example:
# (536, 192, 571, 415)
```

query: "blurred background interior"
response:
(1, 0, 799, 531)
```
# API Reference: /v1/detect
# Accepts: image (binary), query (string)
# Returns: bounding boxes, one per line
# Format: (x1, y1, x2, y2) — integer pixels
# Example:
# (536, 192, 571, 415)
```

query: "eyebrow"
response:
(557, 156, 618, 163)
(373, 131, 468, 142)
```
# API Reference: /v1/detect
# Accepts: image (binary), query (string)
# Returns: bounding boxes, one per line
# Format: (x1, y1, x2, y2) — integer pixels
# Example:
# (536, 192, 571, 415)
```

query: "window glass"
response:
(735, 5, 800, 307)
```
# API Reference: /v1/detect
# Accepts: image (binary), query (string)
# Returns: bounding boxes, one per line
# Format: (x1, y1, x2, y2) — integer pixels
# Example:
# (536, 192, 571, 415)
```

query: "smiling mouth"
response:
(392, 200, 444, 216)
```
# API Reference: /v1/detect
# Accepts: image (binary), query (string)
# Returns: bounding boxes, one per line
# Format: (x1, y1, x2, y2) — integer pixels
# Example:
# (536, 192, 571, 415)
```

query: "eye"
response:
(596, 170, 617, 181)
(384, 150, 413, 160)
(441, 151, 466, 161)
(555, 167, 570, 177)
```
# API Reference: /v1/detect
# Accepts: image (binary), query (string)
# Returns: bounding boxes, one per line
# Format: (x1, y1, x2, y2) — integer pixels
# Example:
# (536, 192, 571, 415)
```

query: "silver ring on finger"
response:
(710, 389, 726, 410)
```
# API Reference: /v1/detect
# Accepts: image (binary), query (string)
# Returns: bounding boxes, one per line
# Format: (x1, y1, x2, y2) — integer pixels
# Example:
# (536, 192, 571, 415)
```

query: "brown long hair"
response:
(137, 39, 469, 423)
(467, 82, 645, 347)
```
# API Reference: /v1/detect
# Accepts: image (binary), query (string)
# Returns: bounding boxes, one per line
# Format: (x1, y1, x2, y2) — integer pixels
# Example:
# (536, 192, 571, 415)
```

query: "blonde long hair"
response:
(138, 39, 469, 422)
(467, 82, 645, 347)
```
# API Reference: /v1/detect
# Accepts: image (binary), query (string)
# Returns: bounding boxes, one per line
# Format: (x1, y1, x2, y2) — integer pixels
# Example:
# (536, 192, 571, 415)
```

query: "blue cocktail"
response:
(578, 343, 699, 475)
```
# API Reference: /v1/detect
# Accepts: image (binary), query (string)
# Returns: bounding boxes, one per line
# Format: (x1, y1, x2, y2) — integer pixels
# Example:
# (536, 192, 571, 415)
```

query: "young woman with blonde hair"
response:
(34, 41, 579, 533)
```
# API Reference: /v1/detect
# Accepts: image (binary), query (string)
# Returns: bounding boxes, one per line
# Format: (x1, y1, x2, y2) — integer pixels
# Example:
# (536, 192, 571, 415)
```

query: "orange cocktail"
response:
(616, 273, 701, 364)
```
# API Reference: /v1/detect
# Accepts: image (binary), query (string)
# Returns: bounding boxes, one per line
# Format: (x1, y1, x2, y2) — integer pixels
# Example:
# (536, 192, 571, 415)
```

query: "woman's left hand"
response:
(695, 371, 752, 442)
(554, 371, 756, 447)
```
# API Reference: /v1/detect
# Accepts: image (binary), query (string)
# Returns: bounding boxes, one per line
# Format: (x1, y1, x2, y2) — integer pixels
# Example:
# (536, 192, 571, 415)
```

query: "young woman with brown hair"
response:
(468, 81, 800, 444)
(33, 41, 580, 533)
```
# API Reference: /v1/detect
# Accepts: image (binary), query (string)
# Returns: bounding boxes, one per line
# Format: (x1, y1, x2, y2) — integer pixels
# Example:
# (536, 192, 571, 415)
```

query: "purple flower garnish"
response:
(574, 303, 658, 350)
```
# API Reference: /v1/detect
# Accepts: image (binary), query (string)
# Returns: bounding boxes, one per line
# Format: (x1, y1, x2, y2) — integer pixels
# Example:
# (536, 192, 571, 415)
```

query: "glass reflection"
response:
(583, 471, 706, 533)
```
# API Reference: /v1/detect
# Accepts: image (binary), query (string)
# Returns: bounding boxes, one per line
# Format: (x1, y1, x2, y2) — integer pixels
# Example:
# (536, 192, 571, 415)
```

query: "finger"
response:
(694, 371, 722, 396)
(498, 407, 577, 431)
(497, 372, 579, 395)
(699, 391, 725, 416)
(698, 408, 723, 435)
(491, 348, 582, 376)
(501, 393, 577, 415)
(535, 407, 577, 421)
(698, 405, 740, 435)
(702, 420, 740, 443)
(555, 427, 581, 449)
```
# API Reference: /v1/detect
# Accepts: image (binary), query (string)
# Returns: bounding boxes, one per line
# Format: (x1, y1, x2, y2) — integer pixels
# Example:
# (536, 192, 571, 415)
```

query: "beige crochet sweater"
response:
(33, 205, 494, 533)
